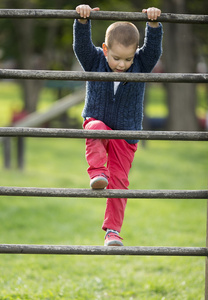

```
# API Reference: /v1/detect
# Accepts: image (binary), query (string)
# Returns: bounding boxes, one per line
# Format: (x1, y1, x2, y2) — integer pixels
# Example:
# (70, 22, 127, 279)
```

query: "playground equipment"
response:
(0, 8, 208, 298)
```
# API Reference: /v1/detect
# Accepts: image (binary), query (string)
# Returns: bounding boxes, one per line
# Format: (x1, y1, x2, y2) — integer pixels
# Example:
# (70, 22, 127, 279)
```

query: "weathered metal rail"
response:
(0, 7, 207, 298)
(0, 9, 207, 24)
(0, 127, 207, 141)
(0, 186, 207, 199)
(0, 244, 207, 256)
(0, 69, 207, 83)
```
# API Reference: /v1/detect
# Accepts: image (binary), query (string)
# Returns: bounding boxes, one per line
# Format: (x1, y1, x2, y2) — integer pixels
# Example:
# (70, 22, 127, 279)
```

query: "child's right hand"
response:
(76, 4, 100, 24)
(142, 7, 161, 27)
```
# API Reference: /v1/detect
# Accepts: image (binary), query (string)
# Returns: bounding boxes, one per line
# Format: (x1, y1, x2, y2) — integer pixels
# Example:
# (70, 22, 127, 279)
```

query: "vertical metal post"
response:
(3, 137, 11, 168)
(17, 137, 24, 170)
(205, 198, 208, 300)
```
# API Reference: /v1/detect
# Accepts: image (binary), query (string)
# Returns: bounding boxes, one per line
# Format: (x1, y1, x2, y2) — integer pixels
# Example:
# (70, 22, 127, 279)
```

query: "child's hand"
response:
(142, 7, 161, 27)
(76, 4, 100, 24)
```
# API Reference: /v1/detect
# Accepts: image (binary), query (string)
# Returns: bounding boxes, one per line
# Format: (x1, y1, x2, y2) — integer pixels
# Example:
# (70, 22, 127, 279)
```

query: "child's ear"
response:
(102, 43, 108, 57)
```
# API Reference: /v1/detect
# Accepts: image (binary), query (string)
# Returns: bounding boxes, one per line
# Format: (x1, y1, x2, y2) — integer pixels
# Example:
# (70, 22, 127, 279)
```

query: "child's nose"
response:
(118, 60, 125, 68)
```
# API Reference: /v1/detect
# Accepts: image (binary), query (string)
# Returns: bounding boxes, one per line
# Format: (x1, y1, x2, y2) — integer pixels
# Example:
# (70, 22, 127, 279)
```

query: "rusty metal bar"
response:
(0, 69, 207, 83)
(0, 9, 207, 24)
(0, 244, 207, 256)
(0, 127, 207, 141)
(0, 186, 207, 199)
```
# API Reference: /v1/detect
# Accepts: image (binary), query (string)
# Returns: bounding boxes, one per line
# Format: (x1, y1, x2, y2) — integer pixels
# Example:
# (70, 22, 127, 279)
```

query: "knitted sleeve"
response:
(137, 23, 163, 73)
(73, 19, 101, 71)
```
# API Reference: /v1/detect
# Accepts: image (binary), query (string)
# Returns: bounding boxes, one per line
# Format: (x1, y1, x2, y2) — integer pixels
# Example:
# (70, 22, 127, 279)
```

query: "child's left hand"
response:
(142, 7, 161, 27)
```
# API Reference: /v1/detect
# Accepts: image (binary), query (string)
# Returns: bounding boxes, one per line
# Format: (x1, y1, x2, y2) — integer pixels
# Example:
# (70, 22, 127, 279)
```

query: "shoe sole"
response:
(90, 177, 108, 189)
(104, 241, 124, 246)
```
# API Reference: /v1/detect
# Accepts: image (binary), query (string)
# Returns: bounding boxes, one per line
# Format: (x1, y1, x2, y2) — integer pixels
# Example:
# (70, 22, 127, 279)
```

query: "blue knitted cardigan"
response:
(73, 19, 163, 143)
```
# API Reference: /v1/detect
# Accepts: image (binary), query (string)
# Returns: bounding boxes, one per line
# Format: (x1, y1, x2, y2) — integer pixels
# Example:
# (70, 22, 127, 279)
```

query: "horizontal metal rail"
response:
(0, 9, 207, 24)
(0, 127, 207, 141)
(0, 69, 207, 83)
(0, 187, 207, 199)
(0, 244, 207, 256)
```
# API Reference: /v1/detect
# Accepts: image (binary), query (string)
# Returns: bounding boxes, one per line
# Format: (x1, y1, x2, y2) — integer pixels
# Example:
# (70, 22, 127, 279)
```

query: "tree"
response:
(0, 0, 207, 125)
(162, 0, 200, 130)
(1, 0, 75, 113)
(0, 0, 136, 114)
(130, 0, 207, 130)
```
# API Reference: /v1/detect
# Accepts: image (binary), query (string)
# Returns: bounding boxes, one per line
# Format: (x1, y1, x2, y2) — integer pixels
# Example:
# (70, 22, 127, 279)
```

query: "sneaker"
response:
(104, 230, 124, 246)
(90, 175, 108, 189)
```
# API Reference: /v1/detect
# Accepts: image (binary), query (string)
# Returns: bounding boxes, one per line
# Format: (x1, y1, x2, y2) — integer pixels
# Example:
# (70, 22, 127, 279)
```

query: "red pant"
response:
(83, 118, 137, 232)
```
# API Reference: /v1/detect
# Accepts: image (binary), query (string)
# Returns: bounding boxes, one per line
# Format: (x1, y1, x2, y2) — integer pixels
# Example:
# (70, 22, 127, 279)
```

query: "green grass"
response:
(0, 138, 207, 299)
(0, 81, 207, 299)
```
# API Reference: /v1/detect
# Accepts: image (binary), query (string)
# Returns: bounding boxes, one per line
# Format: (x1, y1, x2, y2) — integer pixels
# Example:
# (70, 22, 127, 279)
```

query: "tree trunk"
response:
(19, 79, 44, 113)
(6, 0, 59, 113)
(14, 17, 43, 113)
(162, 0, 199, 130)
(6, 0, 43, 113)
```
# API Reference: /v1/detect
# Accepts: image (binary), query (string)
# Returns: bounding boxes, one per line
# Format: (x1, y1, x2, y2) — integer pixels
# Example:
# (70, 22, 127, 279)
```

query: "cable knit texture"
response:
(73, 20, 163, 143)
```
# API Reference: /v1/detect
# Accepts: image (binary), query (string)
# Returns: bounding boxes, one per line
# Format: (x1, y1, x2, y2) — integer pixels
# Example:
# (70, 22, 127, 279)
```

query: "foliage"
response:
(0, 0, 207, 121)
(1, 0, 207, 70)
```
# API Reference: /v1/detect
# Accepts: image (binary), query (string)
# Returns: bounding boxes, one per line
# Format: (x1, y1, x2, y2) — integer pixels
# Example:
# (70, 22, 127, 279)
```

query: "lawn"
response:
(0, 81, 207, 299)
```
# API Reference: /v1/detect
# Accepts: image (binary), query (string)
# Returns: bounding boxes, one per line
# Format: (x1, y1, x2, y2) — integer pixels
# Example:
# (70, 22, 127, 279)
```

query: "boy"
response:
(73, 5, 163, 246)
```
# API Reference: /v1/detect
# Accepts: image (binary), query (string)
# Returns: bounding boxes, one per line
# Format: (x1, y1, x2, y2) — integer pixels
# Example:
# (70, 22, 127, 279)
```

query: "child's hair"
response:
(105, 22, 140, 49)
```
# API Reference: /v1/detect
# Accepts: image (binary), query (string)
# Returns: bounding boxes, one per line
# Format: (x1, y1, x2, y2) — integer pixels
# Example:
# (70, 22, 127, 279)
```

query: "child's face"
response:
(102, 41, 136, 72)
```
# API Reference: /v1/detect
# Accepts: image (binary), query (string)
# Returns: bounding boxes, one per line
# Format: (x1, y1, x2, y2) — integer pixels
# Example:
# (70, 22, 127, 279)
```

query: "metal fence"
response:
(0, 8, 208, 298)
